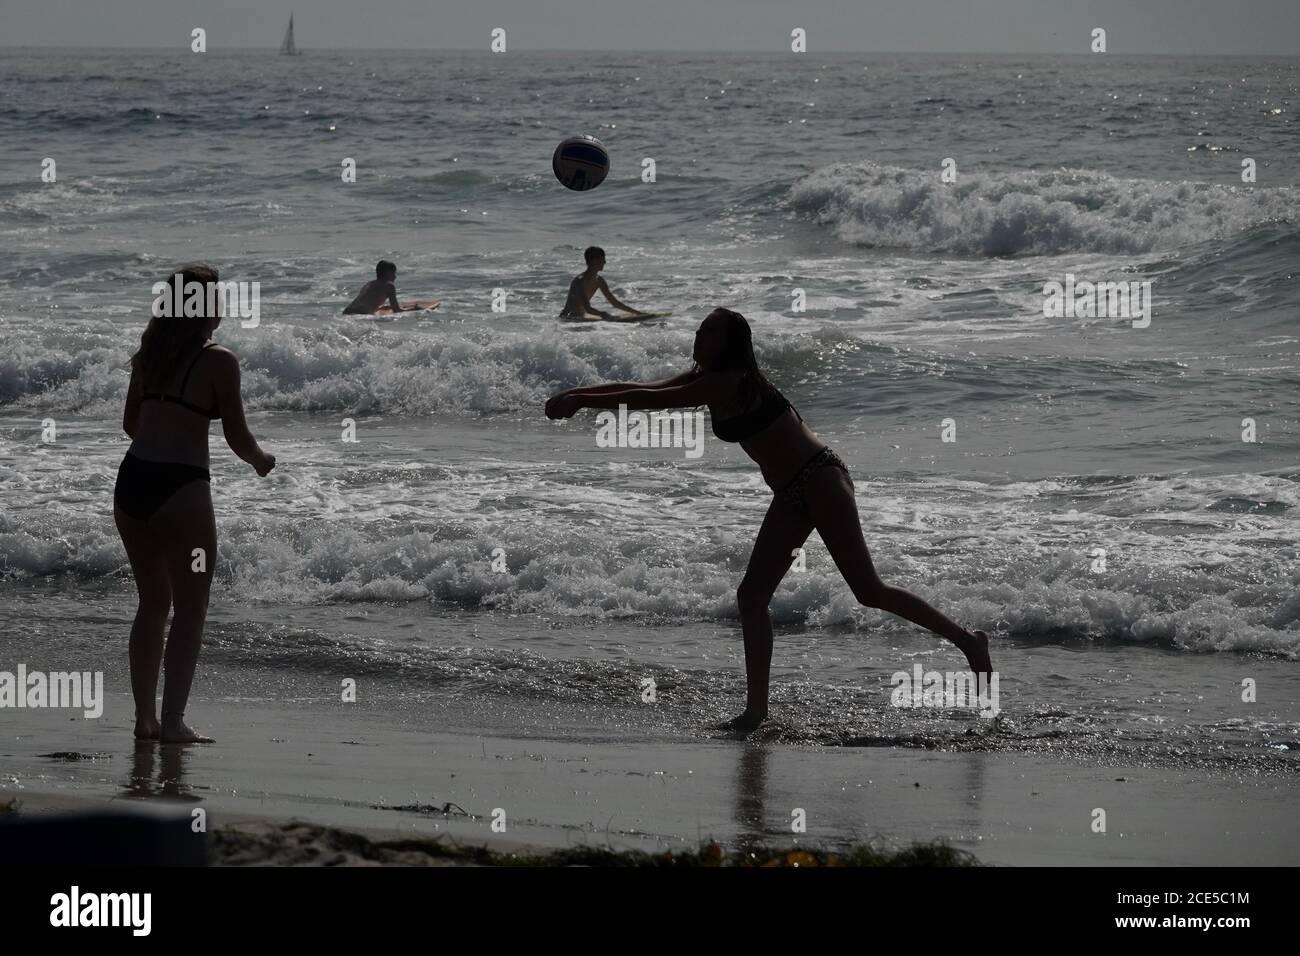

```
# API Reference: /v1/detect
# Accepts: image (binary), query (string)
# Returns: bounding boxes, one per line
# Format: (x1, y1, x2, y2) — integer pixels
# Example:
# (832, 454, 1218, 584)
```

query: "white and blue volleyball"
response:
(552, 135, 610, 191)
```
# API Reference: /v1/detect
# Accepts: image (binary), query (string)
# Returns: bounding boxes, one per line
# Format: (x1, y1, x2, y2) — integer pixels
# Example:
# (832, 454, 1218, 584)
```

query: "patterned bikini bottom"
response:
(774, 447, 851, 515)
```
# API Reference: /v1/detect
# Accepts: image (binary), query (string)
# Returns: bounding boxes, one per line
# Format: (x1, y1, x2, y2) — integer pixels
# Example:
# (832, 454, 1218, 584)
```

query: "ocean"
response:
(1, 49, 1298, 853)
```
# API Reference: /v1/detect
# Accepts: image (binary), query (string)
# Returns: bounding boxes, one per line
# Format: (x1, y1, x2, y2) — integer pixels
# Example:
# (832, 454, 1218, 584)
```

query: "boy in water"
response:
(343, 260, 418, 315)
(560, 246, 647, 321)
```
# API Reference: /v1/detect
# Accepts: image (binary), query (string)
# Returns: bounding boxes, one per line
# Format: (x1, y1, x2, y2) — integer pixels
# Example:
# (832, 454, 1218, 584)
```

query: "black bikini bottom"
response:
(114, 452, 211, 521)
(774, 447, 851, 515)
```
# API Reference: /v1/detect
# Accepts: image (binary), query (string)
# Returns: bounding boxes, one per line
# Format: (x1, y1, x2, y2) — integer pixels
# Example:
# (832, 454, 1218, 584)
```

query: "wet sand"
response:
(3, 688, 1298, 865)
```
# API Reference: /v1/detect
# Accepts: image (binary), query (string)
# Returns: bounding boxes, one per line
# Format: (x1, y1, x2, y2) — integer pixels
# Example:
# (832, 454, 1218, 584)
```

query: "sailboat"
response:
(279, 13, 302, 55)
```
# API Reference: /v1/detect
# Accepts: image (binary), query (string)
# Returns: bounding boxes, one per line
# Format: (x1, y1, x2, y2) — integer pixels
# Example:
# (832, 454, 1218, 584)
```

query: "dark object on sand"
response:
(0, 805, 208, 866)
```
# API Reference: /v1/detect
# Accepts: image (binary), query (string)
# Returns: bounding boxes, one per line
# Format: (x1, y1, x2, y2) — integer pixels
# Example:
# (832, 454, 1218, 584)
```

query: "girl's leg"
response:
(803, 467, 992, 678)
(114, 506, 173, 740)
(728, 496, 815, 731)
(151, 480, 217, 744)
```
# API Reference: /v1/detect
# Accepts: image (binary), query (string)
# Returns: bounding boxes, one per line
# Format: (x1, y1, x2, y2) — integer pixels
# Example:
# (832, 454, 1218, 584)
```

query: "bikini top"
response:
(140, 342, 220, 419)
(712, 381, 802, 443)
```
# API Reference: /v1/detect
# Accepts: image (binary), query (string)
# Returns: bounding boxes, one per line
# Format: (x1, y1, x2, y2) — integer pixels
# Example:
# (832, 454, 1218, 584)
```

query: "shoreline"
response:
(4, 690, 1298, 866)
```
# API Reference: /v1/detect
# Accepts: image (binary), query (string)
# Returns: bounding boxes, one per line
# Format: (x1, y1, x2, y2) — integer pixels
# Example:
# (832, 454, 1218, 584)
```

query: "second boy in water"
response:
(560, 246, 648, 321)
(343, 260, 421, 315)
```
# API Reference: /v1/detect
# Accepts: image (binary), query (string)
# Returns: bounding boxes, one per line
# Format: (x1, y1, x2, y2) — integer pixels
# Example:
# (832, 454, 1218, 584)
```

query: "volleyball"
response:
(552, 135, 610, 191)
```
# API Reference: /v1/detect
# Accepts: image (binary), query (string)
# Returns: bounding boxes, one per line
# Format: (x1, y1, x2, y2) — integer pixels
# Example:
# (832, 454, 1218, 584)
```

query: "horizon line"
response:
(1, 45, 1297, 57)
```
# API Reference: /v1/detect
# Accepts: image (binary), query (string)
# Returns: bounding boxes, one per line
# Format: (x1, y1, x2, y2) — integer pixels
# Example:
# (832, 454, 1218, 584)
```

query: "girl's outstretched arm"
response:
(571, 374, 722, 411)
(557, 368, 700, 398)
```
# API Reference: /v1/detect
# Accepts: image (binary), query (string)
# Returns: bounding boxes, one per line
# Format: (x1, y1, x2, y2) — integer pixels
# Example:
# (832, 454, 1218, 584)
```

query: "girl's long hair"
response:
(132, 264, 217, 392)
(699, 307, 777, 409)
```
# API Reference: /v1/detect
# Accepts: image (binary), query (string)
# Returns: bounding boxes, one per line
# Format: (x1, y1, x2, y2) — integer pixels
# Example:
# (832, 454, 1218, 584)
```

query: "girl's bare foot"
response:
(723, 709, 768, 734)
(958, 629, 994, 687)
(134, 716, 161, 740)
(160, 719, 214, 744)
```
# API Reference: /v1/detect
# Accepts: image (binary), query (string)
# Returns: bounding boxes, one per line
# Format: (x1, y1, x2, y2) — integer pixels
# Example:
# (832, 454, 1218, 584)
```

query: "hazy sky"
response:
(2, 0, 1298, 54)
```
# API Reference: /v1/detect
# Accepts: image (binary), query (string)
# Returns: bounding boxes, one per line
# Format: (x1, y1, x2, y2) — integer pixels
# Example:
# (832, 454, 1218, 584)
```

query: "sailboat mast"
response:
(279, 13, 299, 55)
